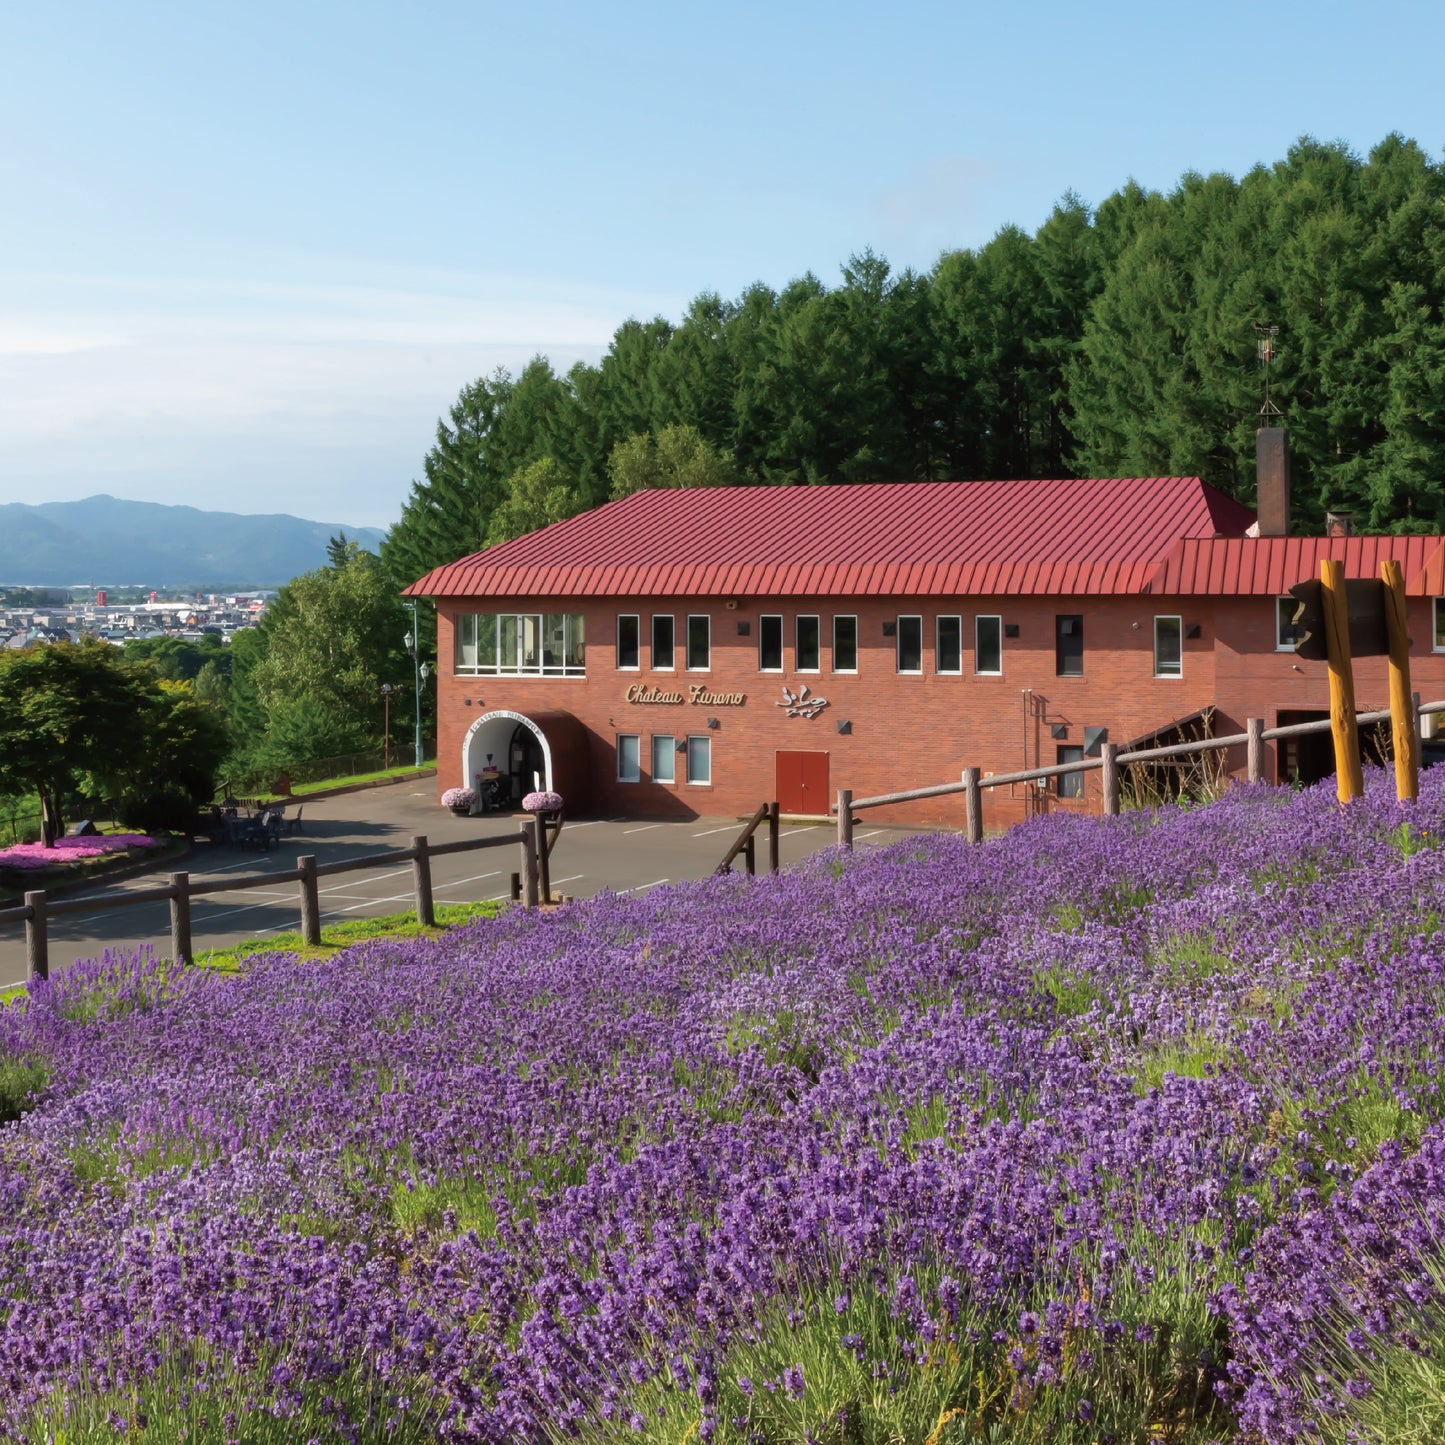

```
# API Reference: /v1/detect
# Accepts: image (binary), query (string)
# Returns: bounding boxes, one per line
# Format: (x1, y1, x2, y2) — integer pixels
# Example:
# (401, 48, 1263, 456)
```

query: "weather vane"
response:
(1257, 324, 1282, 420)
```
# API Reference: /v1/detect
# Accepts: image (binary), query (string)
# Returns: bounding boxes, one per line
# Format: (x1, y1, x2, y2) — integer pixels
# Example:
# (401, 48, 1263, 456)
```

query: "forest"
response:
(381, 134, 1445, 599)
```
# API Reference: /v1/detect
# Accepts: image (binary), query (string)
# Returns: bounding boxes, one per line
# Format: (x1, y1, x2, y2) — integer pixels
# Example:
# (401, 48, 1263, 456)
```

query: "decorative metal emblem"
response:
(776, 683, 829, 719)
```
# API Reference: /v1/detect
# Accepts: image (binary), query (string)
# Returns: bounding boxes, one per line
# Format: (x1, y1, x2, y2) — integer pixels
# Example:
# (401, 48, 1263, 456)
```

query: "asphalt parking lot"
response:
(0, 781, 927, 989)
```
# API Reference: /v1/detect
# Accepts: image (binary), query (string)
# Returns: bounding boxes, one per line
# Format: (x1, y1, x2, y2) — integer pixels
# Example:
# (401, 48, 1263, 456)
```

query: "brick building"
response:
(406, 461, 1445, 829)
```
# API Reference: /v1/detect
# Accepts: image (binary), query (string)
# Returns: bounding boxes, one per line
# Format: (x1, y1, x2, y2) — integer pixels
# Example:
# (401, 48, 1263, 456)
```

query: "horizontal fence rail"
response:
(836, 698, 1445, 846)
(0, 824, 545, 984)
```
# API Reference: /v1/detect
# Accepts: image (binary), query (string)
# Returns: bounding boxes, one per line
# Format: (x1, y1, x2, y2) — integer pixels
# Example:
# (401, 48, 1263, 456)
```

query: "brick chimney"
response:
(1256, 427, 1290, 537)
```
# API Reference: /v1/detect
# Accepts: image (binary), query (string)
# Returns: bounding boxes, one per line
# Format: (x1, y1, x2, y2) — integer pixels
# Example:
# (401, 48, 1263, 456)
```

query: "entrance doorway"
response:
(776, 750, 829, 816)
(1274, 709, 1388, 786)
(463, 710, 552, 810)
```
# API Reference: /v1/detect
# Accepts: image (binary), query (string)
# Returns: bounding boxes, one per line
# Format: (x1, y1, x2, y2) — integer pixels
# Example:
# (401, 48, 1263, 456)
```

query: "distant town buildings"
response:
(0, 589, 273, 650)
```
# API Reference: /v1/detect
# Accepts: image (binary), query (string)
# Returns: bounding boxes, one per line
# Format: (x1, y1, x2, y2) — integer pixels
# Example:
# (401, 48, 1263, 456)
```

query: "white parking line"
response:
(690, 825, 739, 837)
(622, 823, 662, 834)
(619, 877, 669, 895)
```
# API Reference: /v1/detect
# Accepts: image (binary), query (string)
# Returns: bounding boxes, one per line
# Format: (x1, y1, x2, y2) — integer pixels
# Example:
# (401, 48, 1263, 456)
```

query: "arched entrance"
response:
(463, 711, 552, 810)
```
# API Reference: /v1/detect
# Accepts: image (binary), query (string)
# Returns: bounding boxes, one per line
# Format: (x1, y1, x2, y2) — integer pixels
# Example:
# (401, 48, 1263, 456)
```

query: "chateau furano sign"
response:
(625, 683, 746, 707)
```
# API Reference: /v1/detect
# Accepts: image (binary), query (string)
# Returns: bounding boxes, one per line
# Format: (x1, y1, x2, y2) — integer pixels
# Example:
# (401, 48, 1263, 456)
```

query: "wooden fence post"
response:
(963, 768, 982, 844)
(411, 834, 436, 927)
(1320, 558, 1365, 803)
(1247, 717, 1266, 784)
(768, 801, 779, 873)
(1100, 743, 1121, 815)
(836, 789, 853, 850)
(743, 833, 756, 876)
(169, 871, 192, 964)
(520, 826, 540, 907)
(298, 854, 322, 947)
(1381, 559, 1419, 804)
(533, 815, 550, 903)
(24, 891, 47, 982)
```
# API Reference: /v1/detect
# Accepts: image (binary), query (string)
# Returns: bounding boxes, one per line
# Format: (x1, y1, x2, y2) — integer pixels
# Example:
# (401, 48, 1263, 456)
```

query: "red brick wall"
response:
(433, 591, 1441, 827)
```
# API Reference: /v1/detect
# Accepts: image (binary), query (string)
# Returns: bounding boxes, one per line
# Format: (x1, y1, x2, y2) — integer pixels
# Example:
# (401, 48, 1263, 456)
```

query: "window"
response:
(896, 615, 923, 673)
(1055, 614, 1083, 677)
(616, 614, 640, 670)
(1433, 597, 1445, 652)
(454, 612, 584, 676)
(759, 615, 783, 671)
(796, 615, 820, 671)
(1276, 596, 1299, 652)
(1057, 745, 1085, 799)
(936, 616, 962, 674)
(1154, 615, 1183, 677)
(652, 614, 675, 670)
(686, 735, 711, 785)
(975, 615, 1002, 675)
(651, 735, 676, 784)
(617, 734, 640, 783)
(687, 615, 710, 670)
(833, 615, 858, 672)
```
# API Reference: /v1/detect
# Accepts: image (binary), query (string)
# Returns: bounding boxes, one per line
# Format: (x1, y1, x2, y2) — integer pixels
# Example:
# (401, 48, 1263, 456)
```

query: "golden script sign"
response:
(625, 683, 746, 707)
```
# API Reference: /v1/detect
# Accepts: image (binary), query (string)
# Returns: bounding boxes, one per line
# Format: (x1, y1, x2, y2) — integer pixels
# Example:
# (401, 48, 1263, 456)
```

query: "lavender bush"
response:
(1, 770, 1444, 1440)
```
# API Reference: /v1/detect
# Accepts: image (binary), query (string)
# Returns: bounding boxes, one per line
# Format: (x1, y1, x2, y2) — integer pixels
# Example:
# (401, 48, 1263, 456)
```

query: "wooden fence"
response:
(1, 820, 548, 983)
(835, 698, 1445, 847)
(715, 802, 781, 876)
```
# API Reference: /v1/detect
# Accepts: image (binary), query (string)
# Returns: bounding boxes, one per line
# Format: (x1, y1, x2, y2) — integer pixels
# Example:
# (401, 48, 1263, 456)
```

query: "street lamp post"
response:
(404, 601, 429, 769)
(380, 683, 394, 772)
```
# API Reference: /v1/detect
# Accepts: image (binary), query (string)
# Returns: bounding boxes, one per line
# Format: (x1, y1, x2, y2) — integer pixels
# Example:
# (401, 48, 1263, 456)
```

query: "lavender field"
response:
(3, 774, 1445, 1443)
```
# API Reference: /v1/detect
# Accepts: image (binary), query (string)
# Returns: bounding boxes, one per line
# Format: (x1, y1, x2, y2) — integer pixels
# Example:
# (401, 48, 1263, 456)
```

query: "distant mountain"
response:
(0, 495, 387, 588)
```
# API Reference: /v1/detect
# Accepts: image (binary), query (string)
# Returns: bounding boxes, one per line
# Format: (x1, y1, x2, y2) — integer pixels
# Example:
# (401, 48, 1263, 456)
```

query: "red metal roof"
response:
(406, 478, 1256, 599)
(1143, 535, 1445, 596)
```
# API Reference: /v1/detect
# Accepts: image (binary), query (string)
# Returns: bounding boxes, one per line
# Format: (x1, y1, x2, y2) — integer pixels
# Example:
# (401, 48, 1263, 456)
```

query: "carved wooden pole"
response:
(1100, 743, 1121, 816)
(169, 871, 192, 965)
(1320, 558, 1364, 803)
(298, 854, 322, 946)
(1381, 558, 1418, 804)
(24, 891, 48, 982)
(1247, 717, 1266, 784)
(963, 767, 982, 844)
(411, 834, 436, 927)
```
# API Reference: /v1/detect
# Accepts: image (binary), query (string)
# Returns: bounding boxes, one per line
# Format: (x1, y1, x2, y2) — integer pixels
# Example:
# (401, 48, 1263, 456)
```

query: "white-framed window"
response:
(455, 612, 584, 676)
(759, 615, 783, 671)
(796, 615, 820, 672)
(896, 615, 923, 673)
(975, 615, 1002, 675)
(936, 615, 962, 674)
(617, 734, 641, 783)
(616, 614, 640, 670)
(1154, 615, 1183, 677)
(651, 734, 676, 785)
(1056, 614, 1084, 677)
(652, 614, 675, 670)
(832, 615, 858, 673)
(686, 734, 711, 785)
(686, 615, 710, 671)
(1434, 597, 1445, 652)
(1276, 596, 1299, 652)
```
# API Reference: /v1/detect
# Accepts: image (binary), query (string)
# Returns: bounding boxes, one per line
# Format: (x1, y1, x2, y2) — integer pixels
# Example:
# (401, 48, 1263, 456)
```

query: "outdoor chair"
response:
(285, 806, 304, 835)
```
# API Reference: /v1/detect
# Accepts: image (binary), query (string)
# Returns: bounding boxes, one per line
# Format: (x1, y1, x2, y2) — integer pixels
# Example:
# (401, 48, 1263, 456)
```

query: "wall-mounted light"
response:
(882, 621, 897, 637)
(1050, 723, 1068, 739)
(1004, 623, 1020, 638)
(706, 717, 719, 730)
(1185, 623, 1202, 639)
(836, 719, 852, 735)
(737, 620, 750, 636)
(676, 738, 688, 752)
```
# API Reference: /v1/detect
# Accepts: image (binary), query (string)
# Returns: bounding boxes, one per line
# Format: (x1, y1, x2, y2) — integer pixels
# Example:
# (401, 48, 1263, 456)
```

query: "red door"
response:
(776, 750, 829, 815)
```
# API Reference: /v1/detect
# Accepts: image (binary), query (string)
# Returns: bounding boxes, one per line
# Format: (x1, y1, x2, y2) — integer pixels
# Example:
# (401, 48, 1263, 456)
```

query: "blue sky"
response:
(2, 0, 1441, 530)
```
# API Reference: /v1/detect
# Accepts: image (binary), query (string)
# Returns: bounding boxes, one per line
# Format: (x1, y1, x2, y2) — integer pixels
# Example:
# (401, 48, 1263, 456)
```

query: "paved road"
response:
(0, 782, 924, 988)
